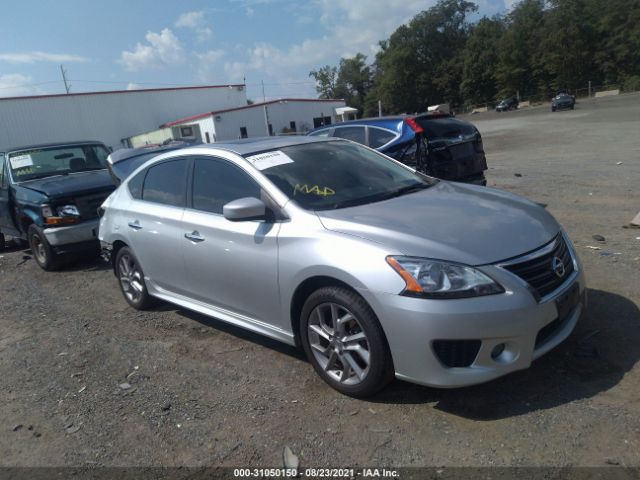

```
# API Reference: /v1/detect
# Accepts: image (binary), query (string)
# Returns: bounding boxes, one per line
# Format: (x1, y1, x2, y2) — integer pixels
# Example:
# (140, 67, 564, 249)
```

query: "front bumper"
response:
(43, 219, 99, 247)
(361, 244, 586, 388)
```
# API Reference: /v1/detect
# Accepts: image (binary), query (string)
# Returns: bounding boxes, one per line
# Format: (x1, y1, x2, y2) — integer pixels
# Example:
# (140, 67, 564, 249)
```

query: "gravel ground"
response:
(1, 93, 639, 469)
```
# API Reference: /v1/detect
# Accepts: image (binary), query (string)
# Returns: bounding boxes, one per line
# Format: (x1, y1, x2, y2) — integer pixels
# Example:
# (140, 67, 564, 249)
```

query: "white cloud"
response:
(176, 11, 205, 28)
(0, 73, 43, 97)
(126, 82, 141, 90)
(120, 29, 184, 71)
(235, 0, 437, 83)
(0, 51, 88, 64)
(175, 10, 213, 42)
(245, 7, 255, 16)
(195, 49, 226, 82)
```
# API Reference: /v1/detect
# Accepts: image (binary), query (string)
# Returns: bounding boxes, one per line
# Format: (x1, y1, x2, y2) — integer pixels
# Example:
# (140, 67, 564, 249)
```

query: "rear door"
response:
(416, 116, 487, 182)
(181, 156, 281, 325)
(125, 157, 190, 295)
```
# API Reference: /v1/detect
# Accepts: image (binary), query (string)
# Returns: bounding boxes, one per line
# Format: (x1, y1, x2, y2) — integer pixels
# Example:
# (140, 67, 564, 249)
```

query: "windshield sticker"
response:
(246, 150, 294, 171)
(294, 184, 335, 196)
(9, 154, 34, 169)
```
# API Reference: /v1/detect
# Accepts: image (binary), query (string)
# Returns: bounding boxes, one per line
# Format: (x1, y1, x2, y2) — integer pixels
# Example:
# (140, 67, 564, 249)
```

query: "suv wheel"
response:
(300, 286, 394, 397)
(28, 225, 60, 271)
(115, 246, 156, 310)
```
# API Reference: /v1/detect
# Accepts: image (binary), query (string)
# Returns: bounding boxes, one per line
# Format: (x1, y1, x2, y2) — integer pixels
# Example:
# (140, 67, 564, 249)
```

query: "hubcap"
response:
(118, 254, 144, 303)
(31, 234, 46, 264)
(307, 302, 371, 385)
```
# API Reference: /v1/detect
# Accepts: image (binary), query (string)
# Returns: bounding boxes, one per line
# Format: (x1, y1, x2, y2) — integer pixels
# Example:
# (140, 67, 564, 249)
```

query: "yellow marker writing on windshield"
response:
(294, 184, 335, 196)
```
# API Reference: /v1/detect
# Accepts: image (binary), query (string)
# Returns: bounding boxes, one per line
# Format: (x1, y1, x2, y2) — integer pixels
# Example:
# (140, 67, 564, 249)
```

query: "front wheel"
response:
(300, 286, 394, 397)
(28, 225, 60, 271)
(115, 246, 156, 310)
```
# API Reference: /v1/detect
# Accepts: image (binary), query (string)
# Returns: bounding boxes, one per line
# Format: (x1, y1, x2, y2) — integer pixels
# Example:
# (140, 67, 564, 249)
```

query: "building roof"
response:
(160, 98, 345, 128)
(0, 84, 245, 102)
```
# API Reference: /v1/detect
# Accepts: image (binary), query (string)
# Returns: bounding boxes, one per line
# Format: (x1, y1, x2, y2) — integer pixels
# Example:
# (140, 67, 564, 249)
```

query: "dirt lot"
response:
(1, 93, 639, 469)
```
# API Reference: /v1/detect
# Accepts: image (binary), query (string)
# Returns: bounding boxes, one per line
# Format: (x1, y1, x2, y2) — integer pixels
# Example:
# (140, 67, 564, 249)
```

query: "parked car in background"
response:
(99, 136, 585, 397)
(307, 113, 487, 185)
(0, 141, 114, 269)
(496, 97, 519, 112)
(551, 93, 576, 112)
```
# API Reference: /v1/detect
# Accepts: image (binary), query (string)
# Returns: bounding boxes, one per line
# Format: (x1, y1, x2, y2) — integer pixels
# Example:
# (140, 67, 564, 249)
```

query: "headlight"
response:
(57, 205, 80, 217)
(386, 256, 504, 299)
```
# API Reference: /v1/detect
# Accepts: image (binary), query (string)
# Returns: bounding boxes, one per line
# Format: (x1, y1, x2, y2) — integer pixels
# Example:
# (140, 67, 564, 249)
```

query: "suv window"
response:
(332, 126, 366, 144)
(192, 158, 261, 214)
(368, 127, 396, 149)
(142, 159, 188, 207)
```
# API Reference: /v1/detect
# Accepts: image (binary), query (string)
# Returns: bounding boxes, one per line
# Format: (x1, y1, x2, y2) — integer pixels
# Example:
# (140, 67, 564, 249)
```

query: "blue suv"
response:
(308, 113, 487, 185)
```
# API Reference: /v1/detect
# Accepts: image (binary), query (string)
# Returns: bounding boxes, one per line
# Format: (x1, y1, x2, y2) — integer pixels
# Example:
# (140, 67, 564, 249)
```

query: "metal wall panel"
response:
(0, 86, 246, 151)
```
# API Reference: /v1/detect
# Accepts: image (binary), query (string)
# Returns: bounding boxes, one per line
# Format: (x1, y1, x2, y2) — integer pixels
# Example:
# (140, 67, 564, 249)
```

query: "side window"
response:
(332, 126, 366, 144)
(368, 127, 396, 149)
(308, 128, 332, 137)
(142, 159, 188, 207)
(192, 158, 261, 215)
(127, 169, 145, 199)
(0, 155, 6, 188)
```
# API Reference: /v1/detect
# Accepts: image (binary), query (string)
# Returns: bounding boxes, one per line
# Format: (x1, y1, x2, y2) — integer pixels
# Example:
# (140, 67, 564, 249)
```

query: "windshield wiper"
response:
(323, 183, 430, 210)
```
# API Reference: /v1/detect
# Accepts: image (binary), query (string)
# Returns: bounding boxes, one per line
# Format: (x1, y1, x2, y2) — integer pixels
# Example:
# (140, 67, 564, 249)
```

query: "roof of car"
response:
(197, 135, 336, 156)
(4, 140, 105, 154)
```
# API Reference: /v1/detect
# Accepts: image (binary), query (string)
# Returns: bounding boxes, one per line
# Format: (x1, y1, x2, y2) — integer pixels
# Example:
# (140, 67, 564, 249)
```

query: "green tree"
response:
(375, 0, 478, 113)
(309, 65, 340, 99)
(460, 16, 505, 105)
(496, 0, 546, 99)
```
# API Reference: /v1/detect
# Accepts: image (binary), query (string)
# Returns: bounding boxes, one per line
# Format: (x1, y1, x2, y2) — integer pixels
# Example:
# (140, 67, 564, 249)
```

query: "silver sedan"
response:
(99, 137, 585, 397)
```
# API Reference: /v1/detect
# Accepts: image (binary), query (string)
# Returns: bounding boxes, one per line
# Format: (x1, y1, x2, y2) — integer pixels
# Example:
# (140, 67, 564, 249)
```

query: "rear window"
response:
(368, 127, 396, 149)
(415, 117, 476, 139)
(332, 126, 366, 144)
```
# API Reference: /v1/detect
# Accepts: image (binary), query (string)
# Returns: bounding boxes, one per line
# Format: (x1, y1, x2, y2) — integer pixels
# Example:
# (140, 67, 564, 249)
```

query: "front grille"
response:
(74, 193, 110, 220)
(432, 340, 481, 368)
(502, 235, 574, 298)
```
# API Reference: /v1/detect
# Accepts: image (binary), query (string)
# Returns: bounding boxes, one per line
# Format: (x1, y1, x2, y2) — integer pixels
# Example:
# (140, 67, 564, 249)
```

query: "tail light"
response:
(406, 118, 424, 134)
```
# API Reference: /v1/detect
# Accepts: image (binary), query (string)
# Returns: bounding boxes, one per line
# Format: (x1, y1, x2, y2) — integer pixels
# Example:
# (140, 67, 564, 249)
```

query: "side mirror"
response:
(223, 197, 267, 221)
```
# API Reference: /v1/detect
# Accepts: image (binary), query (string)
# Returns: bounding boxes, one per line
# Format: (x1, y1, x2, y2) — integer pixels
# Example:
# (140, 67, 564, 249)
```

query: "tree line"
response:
(309, 0, 640, 116)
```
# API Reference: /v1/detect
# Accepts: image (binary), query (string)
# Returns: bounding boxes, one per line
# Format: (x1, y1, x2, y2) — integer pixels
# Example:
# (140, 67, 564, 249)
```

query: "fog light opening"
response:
(491, 343, 506, 360)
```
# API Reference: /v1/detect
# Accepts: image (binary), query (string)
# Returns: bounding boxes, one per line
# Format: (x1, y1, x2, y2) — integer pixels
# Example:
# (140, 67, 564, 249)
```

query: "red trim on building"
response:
(0, 84, 245, 102)
(161, 98, 345, 127)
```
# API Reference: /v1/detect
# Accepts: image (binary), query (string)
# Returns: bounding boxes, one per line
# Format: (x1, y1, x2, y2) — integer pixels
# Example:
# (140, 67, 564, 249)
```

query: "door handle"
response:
(128, 220, 142, 230)
(184, 231, 205, 242)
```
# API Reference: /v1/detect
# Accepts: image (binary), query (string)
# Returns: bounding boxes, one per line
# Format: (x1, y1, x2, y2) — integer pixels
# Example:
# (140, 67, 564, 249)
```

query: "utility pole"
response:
(378, 100, 382, 117)
(263, 105, 271, 136)
(261, 80, 266, 103)
(588, 80, 592, 98)
(60, 64, 71, 93)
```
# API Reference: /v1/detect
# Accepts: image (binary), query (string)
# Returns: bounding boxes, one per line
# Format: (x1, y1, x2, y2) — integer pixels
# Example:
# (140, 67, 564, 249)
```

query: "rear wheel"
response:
(28, 225, 60, 271)
(300, 286, 394, 397)
(115, 246, 156, 310)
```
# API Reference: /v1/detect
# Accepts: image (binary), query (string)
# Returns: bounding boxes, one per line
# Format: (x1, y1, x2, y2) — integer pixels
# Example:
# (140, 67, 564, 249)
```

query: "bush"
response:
(622, 76, 640, 93)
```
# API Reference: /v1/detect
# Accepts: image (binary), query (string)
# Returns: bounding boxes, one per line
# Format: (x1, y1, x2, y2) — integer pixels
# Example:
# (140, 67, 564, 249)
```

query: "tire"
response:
(300, 286, 394, 397)
(0, 232, 5, 251)
(114, 246, 156, 310)
(28, 225, 60, 271)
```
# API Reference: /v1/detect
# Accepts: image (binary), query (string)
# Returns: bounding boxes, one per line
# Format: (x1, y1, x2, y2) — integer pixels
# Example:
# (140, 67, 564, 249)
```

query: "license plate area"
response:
(555, 283, 580, 321)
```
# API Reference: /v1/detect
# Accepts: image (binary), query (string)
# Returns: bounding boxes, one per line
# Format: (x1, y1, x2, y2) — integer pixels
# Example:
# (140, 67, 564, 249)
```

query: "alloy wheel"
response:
(118, 254, 144, 303)
(307, 302, 371, 385)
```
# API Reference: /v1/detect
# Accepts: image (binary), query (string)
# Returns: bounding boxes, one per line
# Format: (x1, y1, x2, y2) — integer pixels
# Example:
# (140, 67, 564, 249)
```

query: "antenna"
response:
(60, 64, 71, 93)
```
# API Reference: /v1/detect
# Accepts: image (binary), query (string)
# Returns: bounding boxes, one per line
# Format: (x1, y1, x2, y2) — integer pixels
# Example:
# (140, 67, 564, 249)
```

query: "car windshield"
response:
(8, 144, 109, 182)
(246, 141, 436, 211)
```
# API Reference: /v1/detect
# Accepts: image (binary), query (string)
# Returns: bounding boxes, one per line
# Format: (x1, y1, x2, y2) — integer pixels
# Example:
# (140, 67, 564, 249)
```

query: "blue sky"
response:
(0, 0, 511, 101)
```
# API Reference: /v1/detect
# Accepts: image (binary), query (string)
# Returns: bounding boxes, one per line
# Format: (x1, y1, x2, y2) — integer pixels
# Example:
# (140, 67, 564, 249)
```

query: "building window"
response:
(180, 126, 194, 137)
(205, 132, 211, 143)
(240, 127, 248, 138)
(268, 124, 274, 136)
(289, 121, 297, 132)
(313, 116, 332, 128)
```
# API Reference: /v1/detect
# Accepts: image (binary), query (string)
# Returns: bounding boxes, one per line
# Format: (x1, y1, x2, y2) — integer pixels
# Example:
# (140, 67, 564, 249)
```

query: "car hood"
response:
(316, 181, 560, 266)
(18, 170, 115, 199)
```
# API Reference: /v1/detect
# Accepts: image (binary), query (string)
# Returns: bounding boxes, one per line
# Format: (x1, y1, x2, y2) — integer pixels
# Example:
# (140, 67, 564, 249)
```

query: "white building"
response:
(126, 98, 346, 146)
(0, 84, 247, 151)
